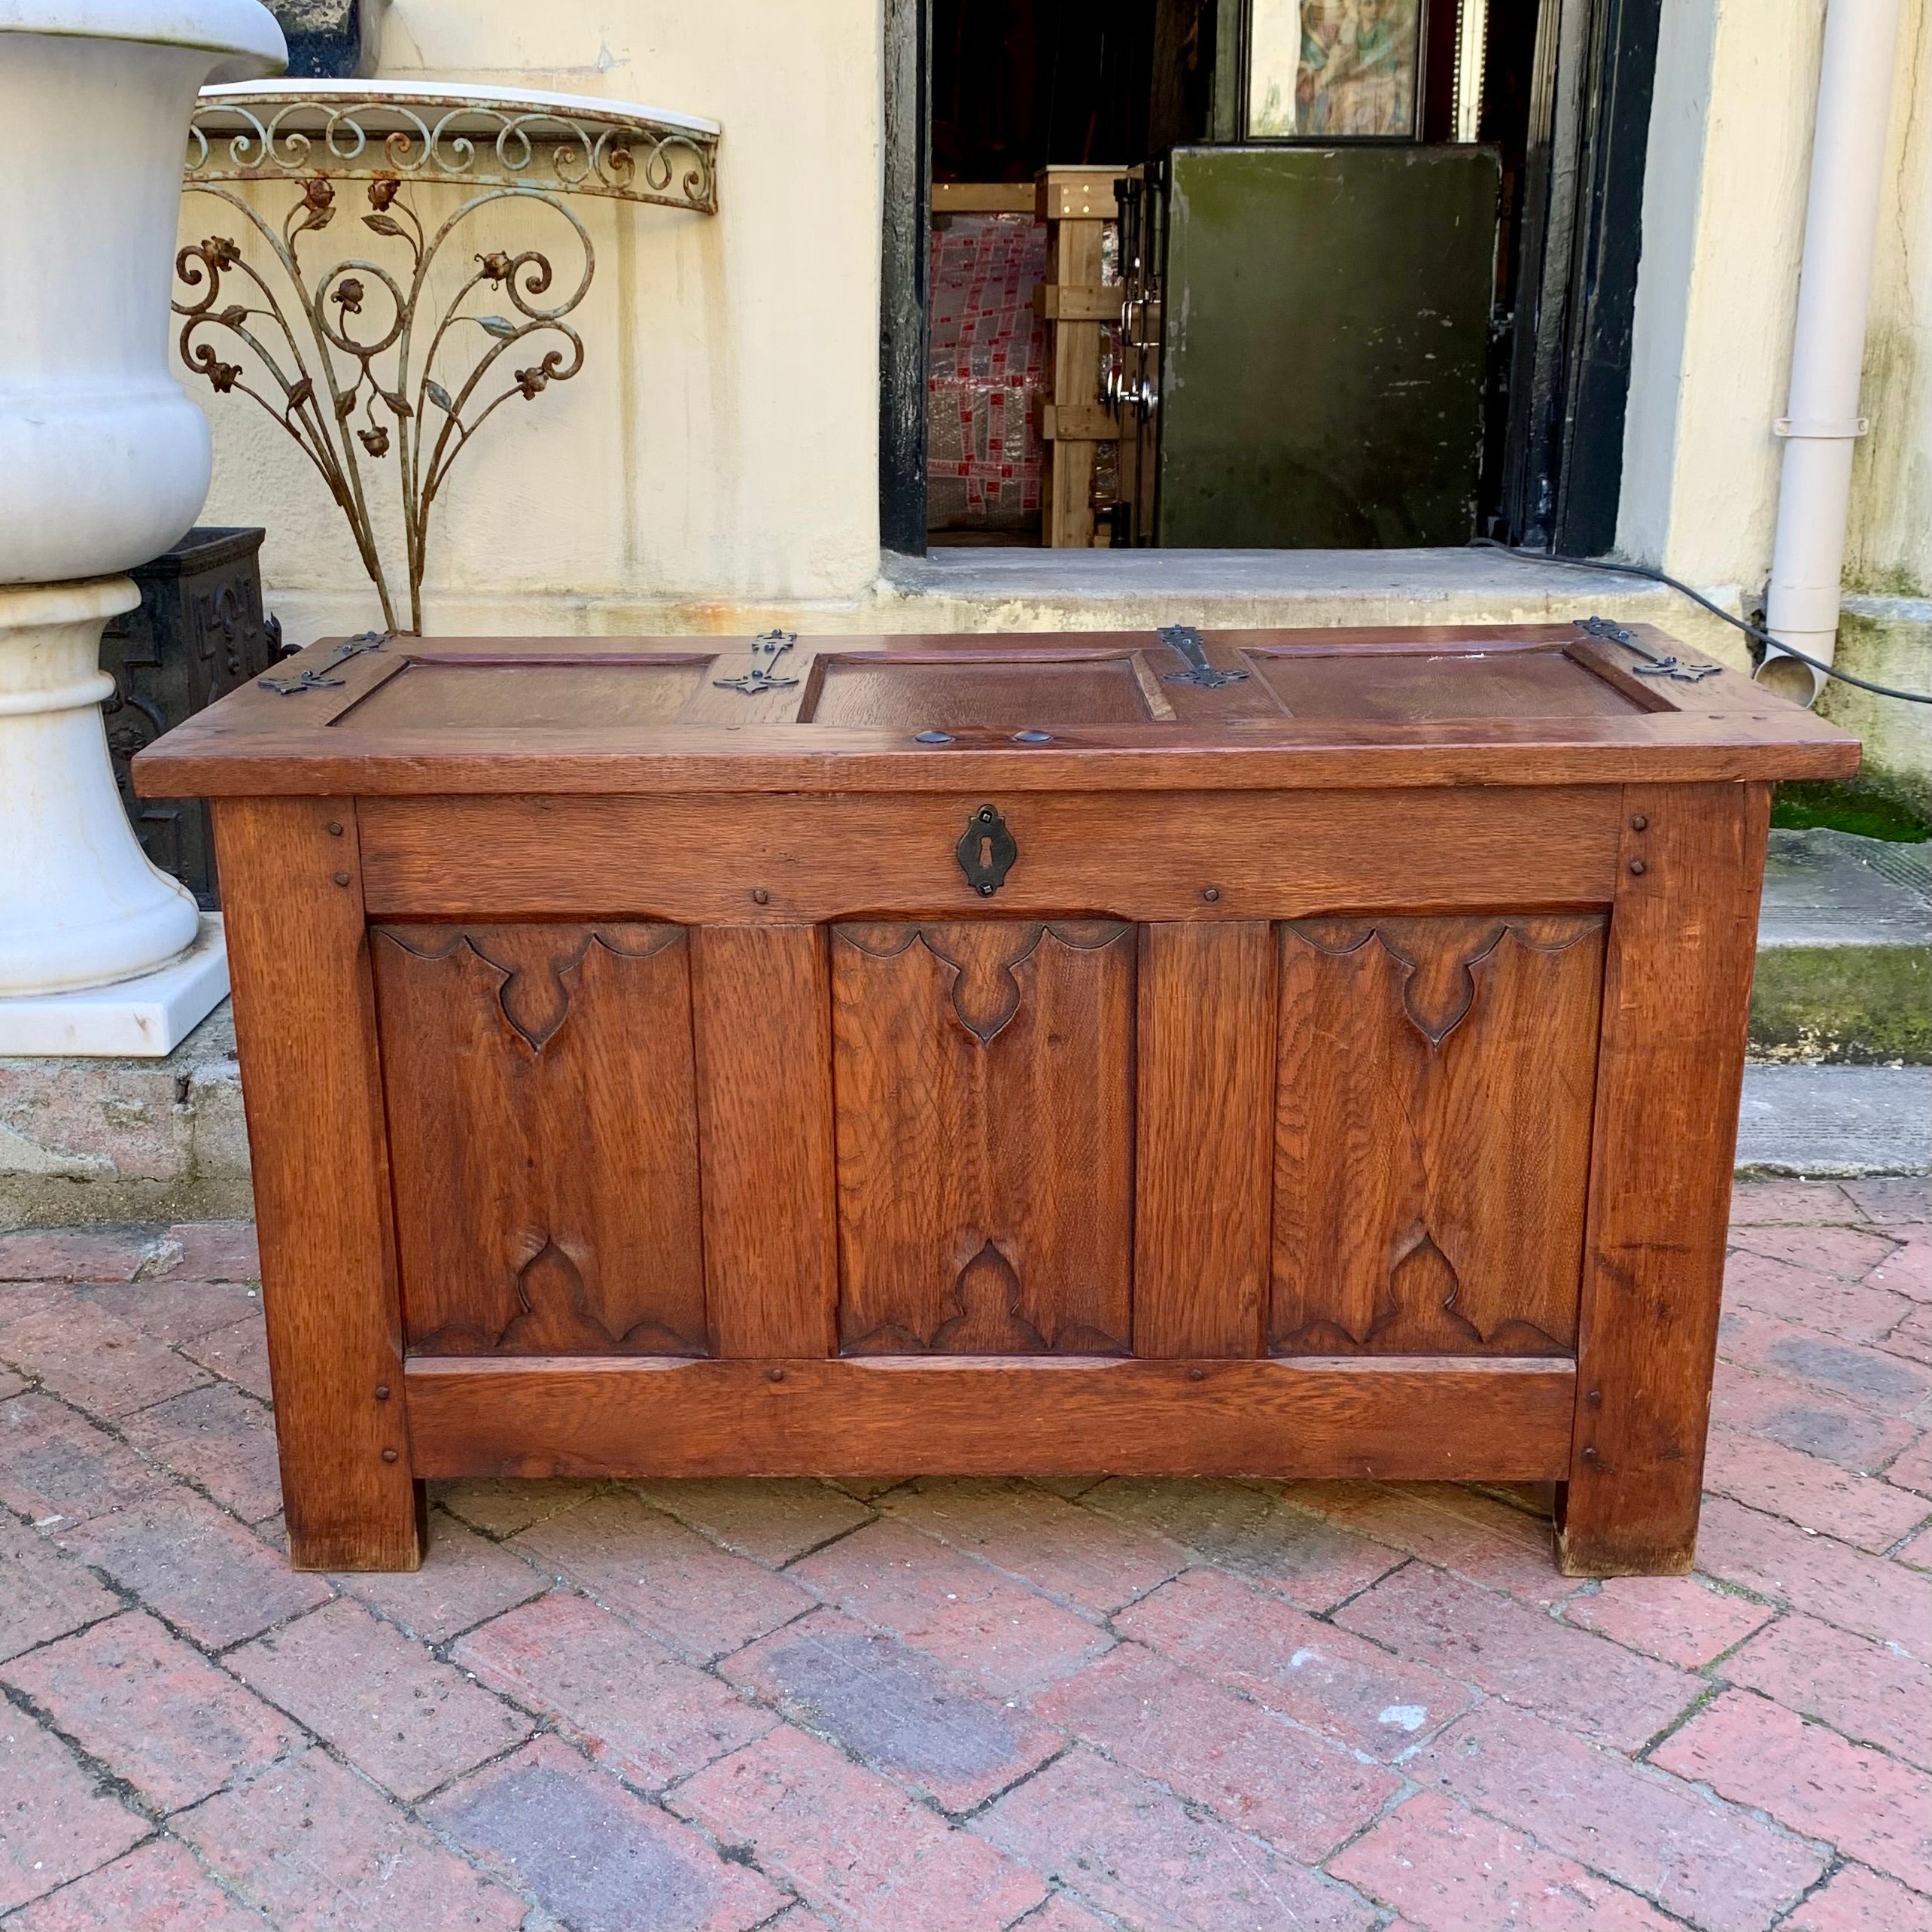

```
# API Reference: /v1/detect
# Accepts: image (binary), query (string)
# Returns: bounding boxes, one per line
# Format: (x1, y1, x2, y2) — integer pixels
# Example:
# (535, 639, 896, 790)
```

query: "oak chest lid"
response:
(134, 620, 1860, 797)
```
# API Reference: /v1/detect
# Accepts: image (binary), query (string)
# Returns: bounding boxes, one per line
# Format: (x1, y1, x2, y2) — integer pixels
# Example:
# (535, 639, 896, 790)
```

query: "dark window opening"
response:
(883, 0, 1659, 558)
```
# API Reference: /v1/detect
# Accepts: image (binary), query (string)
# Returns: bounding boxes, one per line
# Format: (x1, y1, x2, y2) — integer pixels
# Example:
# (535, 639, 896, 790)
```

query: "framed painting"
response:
(1243, 0, 1425, 139)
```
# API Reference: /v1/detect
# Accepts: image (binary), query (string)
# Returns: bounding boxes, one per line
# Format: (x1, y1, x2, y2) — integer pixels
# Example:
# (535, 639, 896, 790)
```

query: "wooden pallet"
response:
(1034, 166, 1124, 547)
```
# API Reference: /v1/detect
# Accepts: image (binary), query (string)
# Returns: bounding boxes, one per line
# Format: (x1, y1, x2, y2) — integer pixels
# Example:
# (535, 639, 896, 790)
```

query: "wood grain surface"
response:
(1272, 914, 1606, 1355)
(692, 926, 840, 1358)
(132, 624, 1860, 799)
(403, 1353, 1578, 1481)
(831, 921, 1136, 1355)
(354, 788, 1625, 923)
(1133, 923, 1277, 1358)
(213, 799, 424, 1571)
(370, 924, 707, 1356)
(1559, 782, 1772, 1575)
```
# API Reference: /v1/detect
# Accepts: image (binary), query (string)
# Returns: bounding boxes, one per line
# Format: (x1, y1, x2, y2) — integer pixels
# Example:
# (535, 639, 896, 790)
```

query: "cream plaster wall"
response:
(185, 0, 884, 631)
(1620, 0, 1930, 599)
(1845, 0, 1930, 595)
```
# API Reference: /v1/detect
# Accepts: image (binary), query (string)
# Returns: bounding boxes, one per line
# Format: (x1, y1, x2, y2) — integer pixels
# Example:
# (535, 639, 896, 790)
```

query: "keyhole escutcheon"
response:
(954, 803, 1018, 896)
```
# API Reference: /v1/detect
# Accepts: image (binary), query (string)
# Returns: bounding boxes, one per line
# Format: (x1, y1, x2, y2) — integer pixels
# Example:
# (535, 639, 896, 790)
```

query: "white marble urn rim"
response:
(0, 0, 281, 1020)
(0, 0, 284, 75)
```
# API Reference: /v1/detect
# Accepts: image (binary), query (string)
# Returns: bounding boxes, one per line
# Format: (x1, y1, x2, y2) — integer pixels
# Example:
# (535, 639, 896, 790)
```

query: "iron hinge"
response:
(257, 629, 390, 694)
(714, 628, 800, 694)
(1158, 623, 1248, 688)
(1577, 613, 1722, 683)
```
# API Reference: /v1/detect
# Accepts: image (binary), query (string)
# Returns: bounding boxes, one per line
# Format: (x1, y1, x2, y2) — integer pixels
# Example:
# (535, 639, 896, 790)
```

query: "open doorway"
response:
(881, 0, 1661, 557)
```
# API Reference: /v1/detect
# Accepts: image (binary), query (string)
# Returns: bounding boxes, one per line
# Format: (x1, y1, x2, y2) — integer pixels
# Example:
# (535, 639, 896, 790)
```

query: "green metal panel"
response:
(1156, 145, 1500, 548)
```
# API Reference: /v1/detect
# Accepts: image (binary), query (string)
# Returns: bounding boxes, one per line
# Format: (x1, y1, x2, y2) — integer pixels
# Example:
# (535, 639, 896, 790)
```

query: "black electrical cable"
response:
(1469, 538, 1932, 705)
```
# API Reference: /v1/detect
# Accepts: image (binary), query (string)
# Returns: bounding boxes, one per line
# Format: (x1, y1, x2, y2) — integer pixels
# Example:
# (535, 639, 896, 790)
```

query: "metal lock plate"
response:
(956, 804, 1018, 896)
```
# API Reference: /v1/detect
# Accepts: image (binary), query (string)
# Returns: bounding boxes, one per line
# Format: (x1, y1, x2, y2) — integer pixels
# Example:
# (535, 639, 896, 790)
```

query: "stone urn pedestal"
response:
(0, 0, 284, 1054)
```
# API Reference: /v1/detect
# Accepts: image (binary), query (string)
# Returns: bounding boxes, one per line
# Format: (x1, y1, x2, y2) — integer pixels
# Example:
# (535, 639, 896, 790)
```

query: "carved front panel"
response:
(831, 920, 1135, 1356)
(372, 923, 707, 1355)
(1271, 914, 1607, 1355)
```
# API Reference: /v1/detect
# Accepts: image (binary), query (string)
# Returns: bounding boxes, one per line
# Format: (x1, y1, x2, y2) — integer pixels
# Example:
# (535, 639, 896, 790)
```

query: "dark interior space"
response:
(929, 0, 1216, 184)
(913, 0, 1621, 553)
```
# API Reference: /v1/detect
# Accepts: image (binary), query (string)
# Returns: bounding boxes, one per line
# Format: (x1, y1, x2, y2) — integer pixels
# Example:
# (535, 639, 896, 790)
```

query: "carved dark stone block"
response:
(99, 526, 284, 908)
(266, 0, 385, 78)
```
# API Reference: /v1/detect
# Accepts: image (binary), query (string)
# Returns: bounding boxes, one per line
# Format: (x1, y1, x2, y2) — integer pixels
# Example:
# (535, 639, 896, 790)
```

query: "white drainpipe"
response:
(1759, 0, 1903, 705)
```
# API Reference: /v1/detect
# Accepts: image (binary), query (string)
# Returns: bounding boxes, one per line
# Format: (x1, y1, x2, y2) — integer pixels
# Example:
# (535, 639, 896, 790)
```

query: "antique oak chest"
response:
(135, 620, 1860, 1576)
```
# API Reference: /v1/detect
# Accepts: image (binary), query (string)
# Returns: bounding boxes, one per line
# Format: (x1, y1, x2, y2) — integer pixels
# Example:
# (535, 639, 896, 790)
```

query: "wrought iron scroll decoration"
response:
(175, 86, 721, 637)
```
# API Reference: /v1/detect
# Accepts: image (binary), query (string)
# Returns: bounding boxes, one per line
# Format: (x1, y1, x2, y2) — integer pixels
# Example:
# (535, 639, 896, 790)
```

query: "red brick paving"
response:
(2, 1612, 296, 1814)
(1328, 1789, 1677, 1931)
(1031, 1644, 1401, 1861)
(1558, 1571, 1775, 1668)
(333, 1508, 546, 1643)
(1406, 1701, 1827, 1930)
(672, 1724, 1047, 1931)
(1114, 1565, 1476, 1759)
(120, 1381, 284, 1524)
(788, 1517, 1111, 1700)
(1784, 1863, 1932, 1931)
(1700, 1419, 1931, 1549)
(4, 1838, 270, 1932)
(175, 1748, 528, 1930)
(1654, 1691, 1932, 1894)
(227, 1599, 533, 1803)
(972, 1747, 1375, 1931)
(1331, 1559, 1701, 1751)
(1077, 1474, 1398, 1608)
(0, 1514, 117, 1665)
(0, 1708, 147, 1912)
(0, 1180, 1924, 1930)
(456, 1592, 775, 1793)
(429, 1736, 786, 1932)
(512, 1489, 817, 1666)
(719, 1607, 1057, 1813)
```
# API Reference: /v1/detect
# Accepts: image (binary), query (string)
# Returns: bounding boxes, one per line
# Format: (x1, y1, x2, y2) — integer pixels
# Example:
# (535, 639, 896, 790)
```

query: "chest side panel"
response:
(371, 922, 708, 1357)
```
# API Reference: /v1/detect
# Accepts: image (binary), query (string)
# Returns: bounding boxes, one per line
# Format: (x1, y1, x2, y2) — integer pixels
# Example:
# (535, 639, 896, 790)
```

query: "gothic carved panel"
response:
(1271, 914, 1607, 1356)
(372, 923, 707, 1355)
(831, 920, 1135, 1356)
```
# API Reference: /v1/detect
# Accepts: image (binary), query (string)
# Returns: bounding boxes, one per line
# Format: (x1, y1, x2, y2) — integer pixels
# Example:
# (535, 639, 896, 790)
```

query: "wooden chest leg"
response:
(1558, 782, 1770, 1576)
(214, 799, 423, 1571)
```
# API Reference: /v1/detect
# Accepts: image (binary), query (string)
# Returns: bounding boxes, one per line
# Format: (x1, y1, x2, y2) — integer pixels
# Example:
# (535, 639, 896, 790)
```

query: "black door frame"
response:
(880, 0, 932, 555)
(878, 0, 1662, 558)
(1498, 0, 1663, 553)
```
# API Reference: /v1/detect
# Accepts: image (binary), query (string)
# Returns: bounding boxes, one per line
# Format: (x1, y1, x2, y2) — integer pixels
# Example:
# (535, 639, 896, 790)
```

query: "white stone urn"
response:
(0, 0, 284, 1045)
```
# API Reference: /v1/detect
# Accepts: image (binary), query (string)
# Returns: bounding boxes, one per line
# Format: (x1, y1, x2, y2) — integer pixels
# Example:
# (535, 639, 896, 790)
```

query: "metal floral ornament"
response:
(174, 84, 720, 635)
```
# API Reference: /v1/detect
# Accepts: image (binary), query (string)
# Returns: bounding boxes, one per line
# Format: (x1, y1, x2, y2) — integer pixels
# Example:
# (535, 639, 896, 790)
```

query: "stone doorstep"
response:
(0, 1004, 249, 1231)
(4, 827, 1927, 1228)
(1751, 829, 1931, 1066)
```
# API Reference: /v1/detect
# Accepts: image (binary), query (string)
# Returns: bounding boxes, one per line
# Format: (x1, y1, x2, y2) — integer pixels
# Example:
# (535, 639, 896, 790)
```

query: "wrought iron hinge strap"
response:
(258, 629, 391, 694)
(1576, 613, 1722, 683)
(713, 628, 800, 695)
(1158, 622, 1248, 688)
